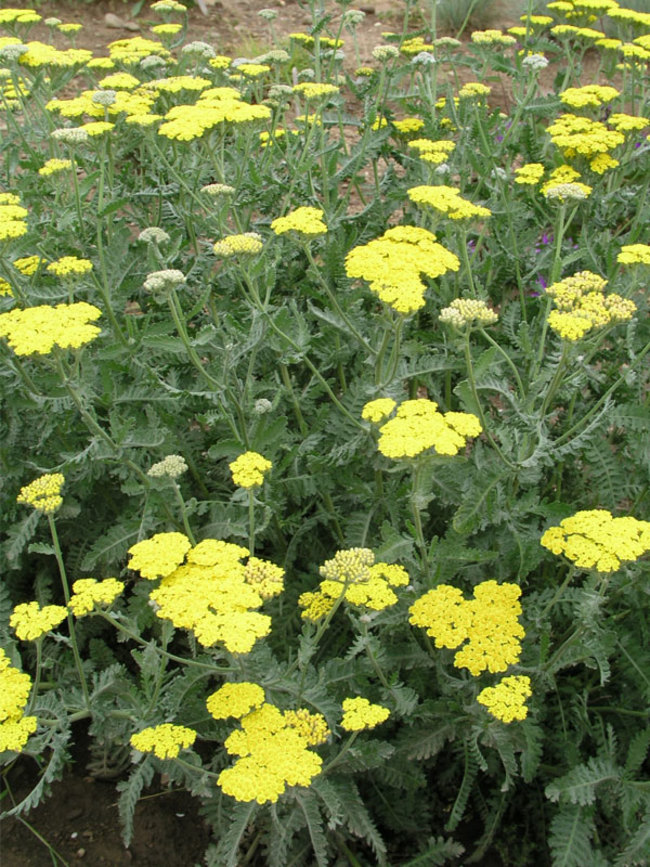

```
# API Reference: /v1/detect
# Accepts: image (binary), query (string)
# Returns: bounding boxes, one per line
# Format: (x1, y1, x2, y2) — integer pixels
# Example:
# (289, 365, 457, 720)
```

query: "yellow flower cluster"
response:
(130, 723, 196, 759)
(17, 473, 65, 514)
(108, 36, 170, 65)
(46, 256, 93, 277)
(400, 36, 434, 56)
(128, 535, 284, 653)
(409, 581, 525, 675)
(218, 702, 324, 803)
(471, 29, 517, 46)
(439, 298, 498, 329)
(47, 87, 155, 120)
(514, 163, 546, 185)
(19, 41, 92, 69)
(545, 270, 636, 341)
(10, 601, 67, 641)
(361, 397, 397, 424)
(212, 233, 263, 258)
(13, 255, 43, 276)
(157, 86, 271, 141)
(229, 451, 272, 488)
(292, 82, 339, 100)
(617, 244, 650, 265)
(458, 81, 491, 99)
(408, 138, 455, 165)
(0, 278, 12, 297)
(0, 649, 37, 752)
(374, 398, 481, 459)
(340, 697, 390, 731)
(607, 113, 647, 133)
(68, 578, 124, 616)
(559, 84, 619, 109)
(344, 225, 460, 314)
(477, 675, 532, 723)
(270, 206, 327, 238)
(541, 509, 650, 572)
(0, 302, 101, 355)
(151, 22, 183, 35)
(407, 185, 492, 221)
(299, 548, 409, 620)
(0, 192, 28, 241)
(206, 682, 266, 719)
(392, 117, 425, 135)
(0, 8, 41, 24)
(38, 158, 72, 177)
(283, 709, 330, 745)
(547, 114, 625, 162)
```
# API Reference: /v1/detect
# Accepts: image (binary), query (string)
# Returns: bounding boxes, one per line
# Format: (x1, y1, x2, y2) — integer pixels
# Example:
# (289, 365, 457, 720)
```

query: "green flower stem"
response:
(477, 328, 526, 399)
(279, 363, 308, 436)
(166, 289, 244, 443)
(172, 480, 196, 545)
(463, 331, 518, 470)
(410, 462, 429, 574)
(173, 755, 221, 780)
(539, 565, 577, 621)
(457, 227, 477, 297)
(47, 514, 90, 712)
(554, 337, 650, 448)
(302, 245, 375, 357)
(69, 153, 86, 235)
(538, 342, 570, 421)
(248, 489, 256, 556)
(378, 315, 405, 390)
(360, 619, 395, 697)
(322, 731, 359, 776)
(92, 250, 127, 346)
(99, 612, 234, 674)
(26, 638, 43, 716)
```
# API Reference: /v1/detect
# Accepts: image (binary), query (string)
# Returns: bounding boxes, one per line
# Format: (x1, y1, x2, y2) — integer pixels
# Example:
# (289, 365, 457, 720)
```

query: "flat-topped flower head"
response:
(10, 601, 67, 640)
(409, 580, 525, 676)
(206, 682, 266, 719)
(270, 206, 327, 238)
(477, 675, 532, 723)
(68, 578, 124, 616)
(617, 244, 650, 266)
(439, 298, 498, 329)
(46, 256, 93, 277)
(17, 473, 64, 514)
(229, 451, 271, 488)
(376, 398, 481, 459)
(541, 509, 650, 572)
(147, 454, 188, 479)
(361, 398, 397, 424)
(130, 723, 196, 759)
(407, 185, 491, 220)
(213, 233, 263, 258)
(128, 531, 192, 579)
(0, 302, 101, 355)
(341, 697, 390, 731)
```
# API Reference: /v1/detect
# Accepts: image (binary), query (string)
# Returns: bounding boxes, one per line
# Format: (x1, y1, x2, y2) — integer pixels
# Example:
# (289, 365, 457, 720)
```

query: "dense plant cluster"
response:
(1, 0, 650, 864)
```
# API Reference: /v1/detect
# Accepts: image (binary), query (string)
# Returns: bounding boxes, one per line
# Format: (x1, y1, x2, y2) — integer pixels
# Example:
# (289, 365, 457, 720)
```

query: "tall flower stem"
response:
(47, 514, 90, 711)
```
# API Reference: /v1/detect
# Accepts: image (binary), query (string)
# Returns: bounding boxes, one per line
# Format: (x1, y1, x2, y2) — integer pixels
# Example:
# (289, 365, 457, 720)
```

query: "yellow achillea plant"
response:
(617, 244, 650, 265)
(344, 225, 459, 314)
(298, 548, 409, 620)
(130, 723, 196, 759)
(68, 578, 124, 617)
(9, 601, 67, 641)
(340, 697, 390, 731)
(218, 703, 324, 804)
(545, 270, 636, 341)
(372, 398, 481, 459)
(0, 649, 38, 753)
(229, 451, 272, 488)
(0, 302, 101, 355)
(17, 473, 65, 514)
(270, 205, 327, 237)
(477, 675, 532, 723)
(407, 185, 492, 221)
(206, 682, 266, 719)
(127, 535, 284, 653)
(409, 581, 525, 676)
(541, 509, 650, 572)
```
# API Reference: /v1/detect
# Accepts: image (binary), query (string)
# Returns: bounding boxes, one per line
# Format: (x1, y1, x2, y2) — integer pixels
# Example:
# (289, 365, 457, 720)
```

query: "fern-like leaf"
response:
(548, 804, 595, 867)
(545, 757, 619, 806)
(117, 760, 155, 847)
(401, 836, 465, 866)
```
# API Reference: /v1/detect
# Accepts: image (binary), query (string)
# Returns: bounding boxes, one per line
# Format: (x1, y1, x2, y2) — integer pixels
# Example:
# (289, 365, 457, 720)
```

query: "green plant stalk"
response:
(410, 461, 429, 573)
(26, 637, 43, 716)
(538, 342, 570, 421)
(477, 328, 526, 399)
(248, 488, 256, 556)
(539, 565, 577, 621)
(47, 514, 90, 711)
(172, 480, 196, 545)
(463, 331, 518, 470)
(457, 226, 477, 297)
(322, 731, 359, 776)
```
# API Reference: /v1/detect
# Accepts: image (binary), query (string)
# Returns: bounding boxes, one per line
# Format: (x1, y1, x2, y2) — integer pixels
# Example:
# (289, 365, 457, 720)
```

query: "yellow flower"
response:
(212, 233, 263, 257)
(409, 581, 525, 676)
(439, 298, 498, 329)
(68, 578, 124, 616)
(46, 256, 93, 277)
(127, 531, 193, 579)
(477, 675, 532, 723)
(283, 709, 330, 745)
(17, 473, 64, 514)
(514, 162, 545, 185)
(340, 697, 390, 731)
(229, 451, 272, 488)
(10, 601, 67, 640)
(559, 84, 619, 109)
(243, 557, 285, 599)
(361, 398, 397, 424)
(13, 255, 43, 276)
(617, 244, 650, 265)
(407, 185, 491, 220)
(541, 510, 650, 572)
(270, 206, 327, 238)
(0, 714, 38, 752)
(376, 398, 481, 459)
(292, 82, 339, 100)
(0, 302, 101, 355)
(38, 158, 72, 176)
(130, 723, 196, 759)
(206, 682, 266, 719)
